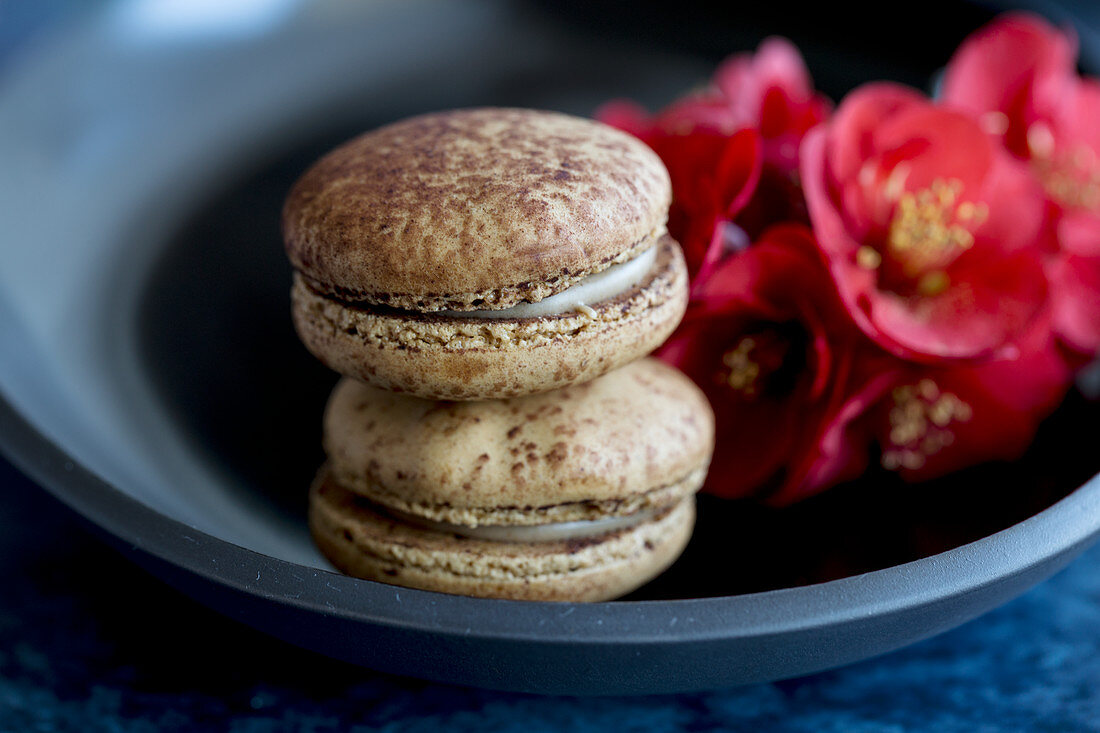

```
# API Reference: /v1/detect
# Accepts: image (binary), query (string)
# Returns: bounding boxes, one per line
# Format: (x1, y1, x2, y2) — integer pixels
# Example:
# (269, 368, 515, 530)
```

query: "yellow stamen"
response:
(1027, 123, 1100, 211)
(917, 379, 939, 400)
(886, 178, 977, 278)
(917, 270, 950, 297)
(954, 201, 987, 223)
(883, 163, 911, 202)
(1027, 122, 1055, 159)
(856, 246, 882, 270)
(721, 338, 760, 396)
(882, 380, 972, 472)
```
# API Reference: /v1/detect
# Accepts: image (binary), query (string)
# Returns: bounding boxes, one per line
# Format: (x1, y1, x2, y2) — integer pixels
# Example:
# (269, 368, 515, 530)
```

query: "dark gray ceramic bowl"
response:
(1, 0, 1098, 695)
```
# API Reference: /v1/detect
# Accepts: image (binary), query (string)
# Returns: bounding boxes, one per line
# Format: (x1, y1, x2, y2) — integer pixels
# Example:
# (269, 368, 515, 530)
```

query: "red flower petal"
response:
(942, 13, 1078, 158)
(712, 36, 830, 168)
(802, 86, 1049, 361)
(1047, 252, 1100, 356)
(769, 361, 898, 506)
(871, 317, 1070, 482)
(943, 14, 1100, 359)
(651, 128, 763, 277)
(822, 83, 925, 189)
(661, 226, 882, 502)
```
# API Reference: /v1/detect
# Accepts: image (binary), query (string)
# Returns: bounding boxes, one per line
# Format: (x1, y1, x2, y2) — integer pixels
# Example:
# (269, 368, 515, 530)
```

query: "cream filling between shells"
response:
(389, 507, 658, 543)
(439, 245, 659, 319)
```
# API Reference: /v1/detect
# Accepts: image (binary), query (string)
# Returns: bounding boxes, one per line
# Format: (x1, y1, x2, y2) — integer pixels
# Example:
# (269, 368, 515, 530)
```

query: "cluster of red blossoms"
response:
(598, 14, 1100, 505)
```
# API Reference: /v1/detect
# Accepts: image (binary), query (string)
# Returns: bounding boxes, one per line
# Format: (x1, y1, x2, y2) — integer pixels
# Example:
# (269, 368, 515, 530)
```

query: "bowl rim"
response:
(3, 385, 1099, 646)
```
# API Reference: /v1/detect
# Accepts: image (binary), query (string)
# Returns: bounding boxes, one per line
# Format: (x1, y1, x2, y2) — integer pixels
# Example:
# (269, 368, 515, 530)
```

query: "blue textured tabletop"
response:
(2, 454, 1099, 732)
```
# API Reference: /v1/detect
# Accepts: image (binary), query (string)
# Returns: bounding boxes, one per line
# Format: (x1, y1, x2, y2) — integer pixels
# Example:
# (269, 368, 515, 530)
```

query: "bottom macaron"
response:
(309, 471, 696, 602)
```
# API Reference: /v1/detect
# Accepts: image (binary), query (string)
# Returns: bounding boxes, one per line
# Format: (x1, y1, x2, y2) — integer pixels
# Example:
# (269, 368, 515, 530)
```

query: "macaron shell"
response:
(322, 357, 714, 526)
(282, 108, 672, 311)
(309, 474, 696, 602)
(291, 236, 688, 401)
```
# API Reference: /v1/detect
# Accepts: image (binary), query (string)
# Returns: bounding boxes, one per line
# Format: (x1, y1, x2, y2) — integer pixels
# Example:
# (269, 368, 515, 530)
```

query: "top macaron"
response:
(284, 108, 688, 401)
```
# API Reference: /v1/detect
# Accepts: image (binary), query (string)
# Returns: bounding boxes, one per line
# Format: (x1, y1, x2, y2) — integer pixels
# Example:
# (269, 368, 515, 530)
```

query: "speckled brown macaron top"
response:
(282, 107, 672, 311)
(323, 358, 715, 527)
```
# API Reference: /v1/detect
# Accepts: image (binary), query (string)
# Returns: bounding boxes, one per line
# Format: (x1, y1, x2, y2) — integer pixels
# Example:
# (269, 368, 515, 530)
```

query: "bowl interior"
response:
(0, 0, 1096, 598)
(138, 129, 1100, 599)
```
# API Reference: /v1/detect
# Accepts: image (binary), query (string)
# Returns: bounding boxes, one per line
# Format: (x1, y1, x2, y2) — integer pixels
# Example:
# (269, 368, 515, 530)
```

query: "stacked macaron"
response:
(283, 108, 714, 601)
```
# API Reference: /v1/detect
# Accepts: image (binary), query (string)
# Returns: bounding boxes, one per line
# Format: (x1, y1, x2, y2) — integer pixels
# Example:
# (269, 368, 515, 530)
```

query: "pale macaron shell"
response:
(282, 107, 672, 312)
(322, 357, 715, 527)
(309, 474, 696, 602)
(291, 235, 688, 401)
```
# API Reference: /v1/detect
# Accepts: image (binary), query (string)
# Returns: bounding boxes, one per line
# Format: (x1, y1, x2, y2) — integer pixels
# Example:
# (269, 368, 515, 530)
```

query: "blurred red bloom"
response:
(801, 83, 1049, 362)
(658, 224, 891, 504)
(656, 129, 762, 280)
(712, 37, 832, 173)
(599, 37, 829, 173)
(940, 13, 1076, 160)
(599, 17, 1095, 506)
(596, 104, 763, 278)
(597, 37, 829, 278)
(867, 315, 1070, 481)
(1047, 254, 1100, 361)
(943, 13, 1100, 357)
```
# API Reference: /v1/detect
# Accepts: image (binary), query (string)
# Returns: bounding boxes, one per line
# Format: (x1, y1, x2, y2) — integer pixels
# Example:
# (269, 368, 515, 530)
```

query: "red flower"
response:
(801, 83, 1049, 362)
(599, 37, 829, 174)
(712, 37, 832, 173)
(596, 37, 829, 278)
(940, 13, 1076, 160)
(658, 224, 889, 504)
(943, 13, 1100, 357)
(868, 315, 1071, 481)
(595, 107, 763, 279)
(655, 130, 762, 280)
(600, 26, 1087, 506)
(1048, 253, 1100, 361)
